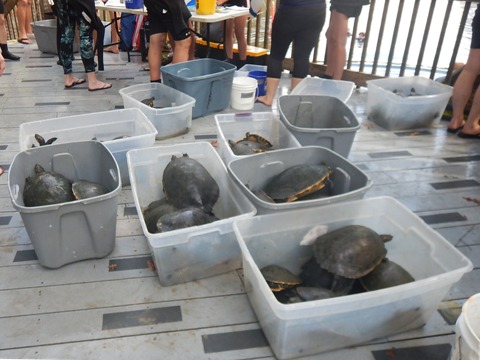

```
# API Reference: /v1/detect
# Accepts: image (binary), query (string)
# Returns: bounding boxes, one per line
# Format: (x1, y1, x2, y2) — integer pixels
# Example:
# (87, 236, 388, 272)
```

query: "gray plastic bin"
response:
(278, 95, 360, 158)
(32, 19, 79, 54)
(227, 146, 371, 215)
(8, 141, 121, 268)
(161, 58, 236, 118)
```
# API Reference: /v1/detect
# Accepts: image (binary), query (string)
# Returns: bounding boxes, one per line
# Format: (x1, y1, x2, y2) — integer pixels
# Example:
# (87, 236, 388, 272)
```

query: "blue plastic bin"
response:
(161, 59, 236, 118)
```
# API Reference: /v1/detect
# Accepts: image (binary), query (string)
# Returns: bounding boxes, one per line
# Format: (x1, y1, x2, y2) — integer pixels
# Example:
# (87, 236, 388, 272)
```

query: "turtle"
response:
(260, 264, 302, 293)
(143, 197, 178, 233)
(359, 258, 415, 291)
(312, 225, 392, 294)
(31, 133, 57, 147)
(262, 164, 333, 203)
(140, 97, 155, 107)
(23, 164, 75, 207)
(71, 180, 109, 200)
(162, 154, 220, 212)
(156, 206, 219, 233)
(228, 132, 273, 156)
(295, 286, 336, 301)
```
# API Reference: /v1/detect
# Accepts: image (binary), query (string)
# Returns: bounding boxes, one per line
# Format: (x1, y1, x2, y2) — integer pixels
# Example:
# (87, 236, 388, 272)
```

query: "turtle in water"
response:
(23, 164, 75, 207)
(312, 225, 392, 294)
(156, 206, 219, 233)
(31, 133, 57, 148)
(71, 180, 109, 200)
(140, 97, 155, 107)
(360, 258, 415, 291)
(228, 132, 273, 156)
(262, 164, 333, 203)
(162, 154, 220, 212)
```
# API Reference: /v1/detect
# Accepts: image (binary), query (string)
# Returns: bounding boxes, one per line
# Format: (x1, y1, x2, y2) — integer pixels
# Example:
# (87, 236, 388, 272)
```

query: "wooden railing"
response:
(8, 0, 475, 86)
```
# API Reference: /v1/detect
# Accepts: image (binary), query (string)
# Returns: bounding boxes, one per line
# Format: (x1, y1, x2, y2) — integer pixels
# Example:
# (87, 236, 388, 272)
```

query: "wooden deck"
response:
(0, 39, 479, 360)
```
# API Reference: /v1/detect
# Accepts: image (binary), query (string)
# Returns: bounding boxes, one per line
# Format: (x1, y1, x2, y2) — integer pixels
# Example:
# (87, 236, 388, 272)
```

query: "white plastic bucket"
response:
(230, 77, 258, 111)
(451, 293, 480, 360)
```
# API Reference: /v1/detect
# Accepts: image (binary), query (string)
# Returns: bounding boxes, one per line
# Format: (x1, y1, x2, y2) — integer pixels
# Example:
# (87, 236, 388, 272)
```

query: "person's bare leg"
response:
(0, 15, 19, 60)
(257, 77, 280, 106)
(148, 33, 166, 81)
(224, 19, 234, 60)
(449, 49, 480, 131)
(291, 77, 302, 91)
(16, 0, 32, 42)
(234, 15, 247, 61)
(324, 10, 349, 80)
(104, 11, 120, 53)
(172, 37, 191, 63)
(460, 86, 480, 135)
(86, 71, 111, 90)
(188, 21, 195, 60)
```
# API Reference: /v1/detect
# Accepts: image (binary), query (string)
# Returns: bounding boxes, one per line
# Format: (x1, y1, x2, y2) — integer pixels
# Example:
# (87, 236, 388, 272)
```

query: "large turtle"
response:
(23, 164, 75, 207)
(162, 154, 220, 212)
(312, 225, 392, 294)
(71, 180, 109, 200)
(228, 132, 273, 156)
(156, 206, 219, 233)
(262, 164, 333, 203)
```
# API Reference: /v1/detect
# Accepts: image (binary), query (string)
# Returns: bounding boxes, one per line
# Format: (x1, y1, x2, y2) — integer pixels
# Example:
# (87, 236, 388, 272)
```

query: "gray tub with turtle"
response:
(8, 141, 121, 269)
(227, 145, 372, 214)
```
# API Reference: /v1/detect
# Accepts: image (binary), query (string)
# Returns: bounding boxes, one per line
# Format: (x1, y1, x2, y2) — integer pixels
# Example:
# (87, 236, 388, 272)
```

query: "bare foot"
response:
(88, 80, 112, 91)
(104, 45, 119, 54)
(256, 96, 272, 106)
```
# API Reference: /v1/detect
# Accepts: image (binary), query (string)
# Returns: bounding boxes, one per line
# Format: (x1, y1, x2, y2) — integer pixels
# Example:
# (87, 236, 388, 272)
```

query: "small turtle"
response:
(228, 132, 273, 156)
(295, 286, 336, 301)
(156, 206, 219, 233)
(143, 197, 178, 233)
(23, 164, 75, 207)
(162, 154, 220, 212)
(71, 180, 109, 200)
(360, 258, 415, 291)
(312, 225, 391, 293)
(263, 164, 333, 203)
(141, 97, 155, 107)
(260, 264, 302, 292)
(31, 133, 57, 147)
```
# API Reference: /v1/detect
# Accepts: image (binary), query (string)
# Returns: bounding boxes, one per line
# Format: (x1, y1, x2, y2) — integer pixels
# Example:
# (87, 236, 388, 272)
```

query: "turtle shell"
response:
(162, 154, 220, 212)
(241, 132, 272, 148)
(228, 139, 270, 156)
(360, 258, 414, 291)
(23, 164, 74, 207)
(143, 198, 178, 233)
(140, 97, 155, 107)
(72, 180, 109, 200)
(261, 264, 302, 292)
(156, 206, 218, 233)
(313, 225, 391, 279)
(263, 164, 333, 203)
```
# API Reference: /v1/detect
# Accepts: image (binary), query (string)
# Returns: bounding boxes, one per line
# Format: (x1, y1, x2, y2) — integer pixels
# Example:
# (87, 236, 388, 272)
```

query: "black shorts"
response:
(0, 0, 4, 14)
(472, 4, 480, 49)
(330, 0, 368, 18)
(144, 0, 192, 40)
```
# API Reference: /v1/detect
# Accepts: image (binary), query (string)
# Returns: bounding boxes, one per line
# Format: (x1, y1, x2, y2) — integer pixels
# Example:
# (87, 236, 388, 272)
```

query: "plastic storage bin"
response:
(236, 64, 267, 76)
(119, 83, 195, 140)
(127, 142, 256, 286)
(32, 19, 79, 54)
(18, 108, 157, 186)
(278, 95, 360, 158)
(227, 146, 371, 215)
(214, 112, 301, 165)
(232, 196, 473, 359)
(366, 76, 453, 130)
(161, 58, 236, 118)
(8, 141, 121, 269)
(290, 77, 355, 103)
